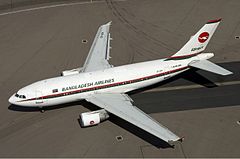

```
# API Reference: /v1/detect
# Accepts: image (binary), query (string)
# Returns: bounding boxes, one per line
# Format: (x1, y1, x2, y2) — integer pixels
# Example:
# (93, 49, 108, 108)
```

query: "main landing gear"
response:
(39, 107, 45, 113)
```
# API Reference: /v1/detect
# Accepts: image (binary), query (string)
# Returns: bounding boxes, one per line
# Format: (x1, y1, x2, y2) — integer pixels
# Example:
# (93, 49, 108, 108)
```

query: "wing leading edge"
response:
(86, 93, 181, 143)
(82, 22, 112, 72)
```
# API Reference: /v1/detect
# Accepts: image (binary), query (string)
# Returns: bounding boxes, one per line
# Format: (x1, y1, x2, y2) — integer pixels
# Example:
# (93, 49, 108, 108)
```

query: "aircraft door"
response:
(35, 91, 44, 104)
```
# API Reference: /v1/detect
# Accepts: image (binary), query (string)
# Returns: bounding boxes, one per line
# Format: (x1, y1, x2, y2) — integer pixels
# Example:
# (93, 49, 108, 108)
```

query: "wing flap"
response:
(189, 60, 233, 75)
(86, 93, 181, 143)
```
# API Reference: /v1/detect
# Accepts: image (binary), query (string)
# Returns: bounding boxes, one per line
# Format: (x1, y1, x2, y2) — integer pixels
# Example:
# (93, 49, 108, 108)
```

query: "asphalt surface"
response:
(0, 0, 239, 157)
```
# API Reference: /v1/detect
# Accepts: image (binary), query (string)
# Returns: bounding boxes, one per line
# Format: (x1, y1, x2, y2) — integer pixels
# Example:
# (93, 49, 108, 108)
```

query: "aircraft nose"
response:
(8, 94, 16, 105)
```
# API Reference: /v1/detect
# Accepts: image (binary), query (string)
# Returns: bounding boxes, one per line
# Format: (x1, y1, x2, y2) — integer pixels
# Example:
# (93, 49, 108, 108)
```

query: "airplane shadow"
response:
(109, 115, 174, 149)
(8, 104, 39, 112)
(8, 101, 85, 112)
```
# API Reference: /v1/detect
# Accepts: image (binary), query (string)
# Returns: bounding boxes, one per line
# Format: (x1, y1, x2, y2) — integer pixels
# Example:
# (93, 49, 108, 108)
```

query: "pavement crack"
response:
(82, 144, 93, 158)
(180, 142, 187, 158)
(173, 0, 199, 33)
(139, 144, 152, 158)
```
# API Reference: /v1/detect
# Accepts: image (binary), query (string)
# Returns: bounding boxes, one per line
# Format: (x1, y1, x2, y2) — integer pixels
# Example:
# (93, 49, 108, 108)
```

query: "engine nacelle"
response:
(80, 109, 109, 127)
(61, 67, 83, 76)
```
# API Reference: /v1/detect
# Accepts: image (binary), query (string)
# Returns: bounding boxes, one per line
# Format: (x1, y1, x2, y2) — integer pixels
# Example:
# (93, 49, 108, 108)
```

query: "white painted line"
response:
(144, 80, 240, 93)
(0, 0, 127, 16)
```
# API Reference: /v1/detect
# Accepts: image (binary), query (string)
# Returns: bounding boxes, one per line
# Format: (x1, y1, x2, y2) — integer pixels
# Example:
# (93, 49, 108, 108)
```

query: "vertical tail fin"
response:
(171, 19, 221, 59)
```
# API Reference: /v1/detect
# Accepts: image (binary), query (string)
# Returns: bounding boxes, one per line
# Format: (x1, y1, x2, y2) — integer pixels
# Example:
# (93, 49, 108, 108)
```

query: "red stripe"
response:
(169, 52, 201, 59)
(18, 66, 189, 102)
(207, 18, 222, 24)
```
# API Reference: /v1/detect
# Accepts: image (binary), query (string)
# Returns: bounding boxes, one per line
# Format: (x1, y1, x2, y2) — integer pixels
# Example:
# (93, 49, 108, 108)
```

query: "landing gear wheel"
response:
(39, 108, 45, 113)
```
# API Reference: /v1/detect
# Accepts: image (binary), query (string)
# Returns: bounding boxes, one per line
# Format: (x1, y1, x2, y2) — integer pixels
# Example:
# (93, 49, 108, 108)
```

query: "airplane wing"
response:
(82, 22, 112, 72)
(85, 93, 181, 143)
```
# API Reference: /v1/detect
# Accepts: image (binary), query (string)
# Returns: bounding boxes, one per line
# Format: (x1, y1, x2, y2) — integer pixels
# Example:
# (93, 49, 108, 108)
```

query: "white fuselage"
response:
(8, 53, 213, 107)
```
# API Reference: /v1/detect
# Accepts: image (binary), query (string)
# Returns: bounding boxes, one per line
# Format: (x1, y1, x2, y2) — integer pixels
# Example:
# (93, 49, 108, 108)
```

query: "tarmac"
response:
(0, 0, 239, 157)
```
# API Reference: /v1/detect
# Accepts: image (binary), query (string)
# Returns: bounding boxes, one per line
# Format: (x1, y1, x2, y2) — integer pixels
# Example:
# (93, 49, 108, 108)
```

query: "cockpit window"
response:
(15, 93, 26, 99)
(20, 95, 26, 99)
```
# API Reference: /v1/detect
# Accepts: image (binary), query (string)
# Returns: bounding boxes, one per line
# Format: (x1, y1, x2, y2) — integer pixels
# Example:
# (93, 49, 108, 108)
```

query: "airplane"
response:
(9, 18, 232, 144)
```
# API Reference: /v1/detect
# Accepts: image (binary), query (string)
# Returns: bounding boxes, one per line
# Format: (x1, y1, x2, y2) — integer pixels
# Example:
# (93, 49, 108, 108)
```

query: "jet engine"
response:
(61, 67, 83, 76)
(80, 109, 109, 127)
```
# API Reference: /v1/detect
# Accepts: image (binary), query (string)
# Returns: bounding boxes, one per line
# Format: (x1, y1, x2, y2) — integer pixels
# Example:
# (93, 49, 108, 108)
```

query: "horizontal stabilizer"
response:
(189, 60, 233, 75)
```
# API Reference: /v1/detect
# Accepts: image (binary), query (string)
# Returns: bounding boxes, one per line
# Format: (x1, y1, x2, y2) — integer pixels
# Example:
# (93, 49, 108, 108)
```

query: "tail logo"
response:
(198, 32, 209, 43)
